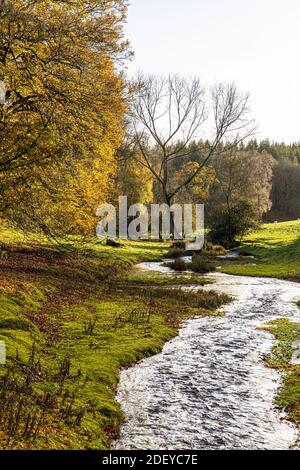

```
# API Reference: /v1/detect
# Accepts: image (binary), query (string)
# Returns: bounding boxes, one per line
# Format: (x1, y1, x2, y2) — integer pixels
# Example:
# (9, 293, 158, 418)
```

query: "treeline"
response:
(245, 140, 300, 221)
(245, 139, 300, 164)
(169, 139, 300, 225)
(119, 136, 300, 238)
(119, 140, 275, 246)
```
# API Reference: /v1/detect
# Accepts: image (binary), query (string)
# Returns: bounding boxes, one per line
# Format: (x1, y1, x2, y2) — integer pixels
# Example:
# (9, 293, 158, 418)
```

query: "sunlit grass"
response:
(0, 223, 228, 449)
(262, 319, 300, 426)
(221, 220, 300, 279)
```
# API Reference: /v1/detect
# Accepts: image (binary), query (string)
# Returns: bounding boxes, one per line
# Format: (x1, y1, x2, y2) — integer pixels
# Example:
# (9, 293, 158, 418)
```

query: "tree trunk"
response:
(165, 193, 175, 240)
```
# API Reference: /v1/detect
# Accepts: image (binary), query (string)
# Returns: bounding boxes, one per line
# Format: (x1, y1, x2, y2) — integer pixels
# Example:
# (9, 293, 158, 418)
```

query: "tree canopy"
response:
(0, 0, 130, 235)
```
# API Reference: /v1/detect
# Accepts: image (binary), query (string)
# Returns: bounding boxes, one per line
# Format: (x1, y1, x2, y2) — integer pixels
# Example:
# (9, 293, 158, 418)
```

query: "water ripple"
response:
(115, 268, 300, 450)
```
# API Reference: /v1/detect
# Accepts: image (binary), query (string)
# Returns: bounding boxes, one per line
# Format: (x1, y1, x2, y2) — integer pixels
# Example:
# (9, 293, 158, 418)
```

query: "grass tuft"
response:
(262, 319, 300, 426)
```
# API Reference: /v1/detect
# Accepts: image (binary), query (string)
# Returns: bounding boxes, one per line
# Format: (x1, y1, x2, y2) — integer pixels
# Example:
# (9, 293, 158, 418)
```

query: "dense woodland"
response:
(0, 0, 299, 247)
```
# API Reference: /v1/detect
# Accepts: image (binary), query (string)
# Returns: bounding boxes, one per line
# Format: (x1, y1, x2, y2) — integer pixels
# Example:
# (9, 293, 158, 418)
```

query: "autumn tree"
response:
(208, 149, 275, 246)
(0, 0, 130, 236)
(163, 161, 216, 207)
(116, 134, 154, 207)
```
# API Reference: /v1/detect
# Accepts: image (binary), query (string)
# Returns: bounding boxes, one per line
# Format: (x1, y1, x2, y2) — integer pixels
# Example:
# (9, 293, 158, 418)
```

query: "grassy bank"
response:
(221, 220, 300, 280)
(216, 220, 300, 433)
(0, 225, 229, 449)
(262, 318, 300, 427)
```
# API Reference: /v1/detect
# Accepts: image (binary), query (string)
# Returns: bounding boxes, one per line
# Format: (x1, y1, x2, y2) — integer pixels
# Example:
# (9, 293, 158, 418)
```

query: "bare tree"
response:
(130, 74, 255, 210)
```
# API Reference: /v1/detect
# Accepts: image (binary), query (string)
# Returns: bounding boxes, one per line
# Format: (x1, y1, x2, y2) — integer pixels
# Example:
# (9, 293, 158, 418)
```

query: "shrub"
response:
(171, 241, 186, 250)
(209, 197, 259, 248)
(207, 244, 227, 255)
(189, 255, 216, 274)
(165, 248, 186, 259)
(164, 258, 187, 271)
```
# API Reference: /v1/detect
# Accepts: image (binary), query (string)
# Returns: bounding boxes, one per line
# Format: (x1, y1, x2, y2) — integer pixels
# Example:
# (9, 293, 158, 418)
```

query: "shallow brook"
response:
(114, 264, 300, 450)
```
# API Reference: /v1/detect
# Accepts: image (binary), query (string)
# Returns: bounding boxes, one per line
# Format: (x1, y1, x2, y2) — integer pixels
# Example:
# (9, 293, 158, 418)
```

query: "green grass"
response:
(0, 224, 168, 264)
(4, 219, 299, 448)
(0, 224, 230, 449)
(123, 272, 214, 286)
(262, 319, 300, 426)
(220, 220, 300, 279)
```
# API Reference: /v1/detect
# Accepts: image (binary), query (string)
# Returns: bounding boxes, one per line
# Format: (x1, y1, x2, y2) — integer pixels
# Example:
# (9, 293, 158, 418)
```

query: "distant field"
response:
(222, 220, 300, 280)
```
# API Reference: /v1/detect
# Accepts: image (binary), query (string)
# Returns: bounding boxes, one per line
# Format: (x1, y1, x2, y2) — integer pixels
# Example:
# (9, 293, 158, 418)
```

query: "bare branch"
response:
(129, 74, 255, 205)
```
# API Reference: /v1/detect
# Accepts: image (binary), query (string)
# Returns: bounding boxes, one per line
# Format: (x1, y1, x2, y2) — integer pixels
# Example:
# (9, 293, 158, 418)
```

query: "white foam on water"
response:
(114, 265, 300, 450)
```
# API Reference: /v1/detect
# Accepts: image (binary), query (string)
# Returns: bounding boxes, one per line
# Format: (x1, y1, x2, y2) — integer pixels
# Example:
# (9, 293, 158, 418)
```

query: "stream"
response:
(114, 262, 300, 450)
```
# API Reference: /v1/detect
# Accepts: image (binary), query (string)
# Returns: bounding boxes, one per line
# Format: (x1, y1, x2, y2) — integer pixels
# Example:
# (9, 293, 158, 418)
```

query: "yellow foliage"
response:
(0, 0, 129, 236)
(172, 162, 216, 204)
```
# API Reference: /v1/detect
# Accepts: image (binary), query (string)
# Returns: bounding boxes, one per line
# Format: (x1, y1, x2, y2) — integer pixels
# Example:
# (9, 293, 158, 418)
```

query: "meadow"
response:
(0, 224, 228, 449)
(222, 220, 300, 280)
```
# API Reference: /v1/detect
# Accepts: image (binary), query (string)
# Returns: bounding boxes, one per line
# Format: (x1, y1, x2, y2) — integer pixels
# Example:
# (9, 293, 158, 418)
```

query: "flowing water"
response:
(115, 263, 300, 450)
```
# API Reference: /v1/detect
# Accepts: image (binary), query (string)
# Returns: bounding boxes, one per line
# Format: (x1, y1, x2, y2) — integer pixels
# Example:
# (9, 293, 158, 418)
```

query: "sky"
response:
(125, 0, 300, 143)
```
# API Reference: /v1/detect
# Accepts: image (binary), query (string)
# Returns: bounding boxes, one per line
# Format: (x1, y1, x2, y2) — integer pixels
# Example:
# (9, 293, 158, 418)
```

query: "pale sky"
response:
(125, 0, 300, 143)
